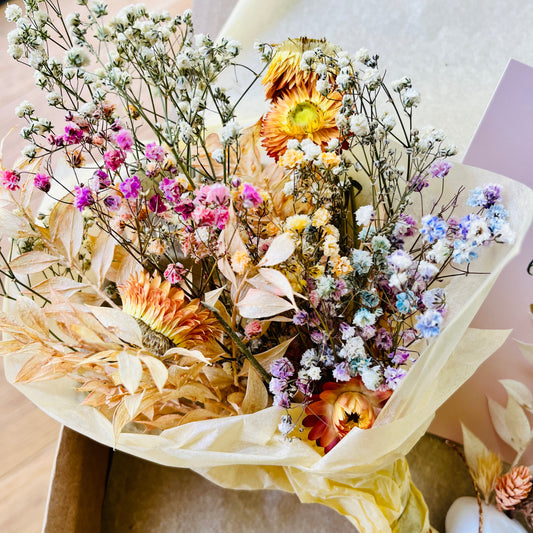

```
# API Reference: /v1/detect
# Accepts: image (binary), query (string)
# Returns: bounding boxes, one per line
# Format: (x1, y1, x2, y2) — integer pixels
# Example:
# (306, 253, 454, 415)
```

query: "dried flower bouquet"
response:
(2, 2, 533, 531)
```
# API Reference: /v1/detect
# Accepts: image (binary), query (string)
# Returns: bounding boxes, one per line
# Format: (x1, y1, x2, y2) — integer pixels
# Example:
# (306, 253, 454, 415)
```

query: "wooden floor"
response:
(0, 0, 192, 531)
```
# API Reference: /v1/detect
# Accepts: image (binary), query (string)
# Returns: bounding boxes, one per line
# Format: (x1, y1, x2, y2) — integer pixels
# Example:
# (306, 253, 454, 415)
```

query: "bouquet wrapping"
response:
(2, 2, 533, 532)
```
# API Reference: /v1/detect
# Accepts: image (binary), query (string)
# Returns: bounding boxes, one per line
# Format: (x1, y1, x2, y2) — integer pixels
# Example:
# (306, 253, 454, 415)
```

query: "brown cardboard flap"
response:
(43, 427, 111, 533)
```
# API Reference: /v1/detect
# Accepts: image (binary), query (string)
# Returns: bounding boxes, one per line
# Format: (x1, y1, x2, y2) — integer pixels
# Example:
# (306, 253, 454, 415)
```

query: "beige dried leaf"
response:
(238, 288, 294, 318)
(105, 245, 142, 285)
(0, 339, 27, 356)
(9, 251, 59, 275)
(163, 347, 212, 364)
(258, 267, 298, 307)
(113, 400, 132, 443)
(123, 392, 144, 418)
(0, 207, 35, 238)
(240, 336, 296, 376)
(138, 355, 168, 392)
(241, 368, 268, 414)
(15, 296, 48, 336)
(29, 277, 89, 300)
(202, 366, 235, 391)
(258, 232, 295, 267)
(117, 351, 143, 394)
(461, 423, 502, 502)
(88, 306, 143, 347)
(177, 409, 222, 426)
(89, 232, 115, 287)
(173, 382, 219, 403)
(516, 340, 533, 366)
(488, 397, 531, 455)
(203, 286, 226, 307)
(227, 391, 245, 413)
(500, 379, 533, 412)
(49, 200, 83, 262)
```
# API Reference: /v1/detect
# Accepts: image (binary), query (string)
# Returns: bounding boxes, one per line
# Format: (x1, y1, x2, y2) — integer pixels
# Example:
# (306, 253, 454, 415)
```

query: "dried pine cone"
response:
(495, 465, 533, 511)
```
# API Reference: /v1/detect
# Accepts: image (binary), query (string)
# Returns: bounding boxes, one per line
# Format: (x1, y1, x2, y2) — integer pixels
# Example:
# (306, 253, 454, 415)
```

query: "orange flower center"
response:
(332, 392, 375, 436)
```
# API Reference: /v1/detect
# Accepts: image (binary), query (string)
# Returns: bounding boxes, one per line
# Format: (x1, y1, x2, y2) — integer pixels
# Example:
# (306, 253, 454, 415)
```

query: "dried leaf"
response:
(238, 288, 294, 318)
(15, 296, 47, 335)
(504, 397, 531, 454)
(9, 251, 59, 275)
(461, 423, 502, 502)
(27, 278, 89, 301)
(241, 368, 268, 414)
(113, 400, 132, 443)
(177, 409, 220, 426)
(258, 232, 295, 267)
(240, 336, 295, 376)
(0, 207, 35, 238)
(89, 232, 115, 287)
(123, 392, 144, 418)
(174, 383, 218, 403)
(49, 200, 83, 262)
(258, 267, 297, 307)
(117, 351, 143, 394)
(203, 286, 226, 307)
(138, 355, 168, 392)
(500, 379, 533, 412)
(516, 340, 533, 365)
(163, 347, 211, 364)
(488, 397, 531, 454)
(88, 306, 143, 347)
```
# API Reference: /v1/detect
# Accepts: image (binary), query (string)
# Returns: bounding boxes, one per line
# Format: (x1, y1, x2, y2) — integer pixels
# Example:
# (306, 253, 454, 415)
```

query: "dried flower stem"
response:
(203, 302, 270, 384)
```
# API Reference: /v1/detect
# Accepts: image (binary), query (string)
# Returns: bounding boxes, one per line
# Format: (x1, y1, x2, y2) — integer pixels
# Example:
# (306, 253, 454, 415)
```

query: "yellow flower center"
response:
(288, 101, 322, 133)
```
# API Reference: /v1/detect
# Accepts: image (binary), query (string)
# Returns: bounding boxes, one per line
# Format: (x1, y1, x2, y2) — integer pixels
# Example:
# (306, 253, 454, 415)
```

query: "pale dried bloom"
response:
(495, 466, 532, 511)
(312, 207, 330, 228)
(472, 450, 502, 502)
(231, 250, 250, 274)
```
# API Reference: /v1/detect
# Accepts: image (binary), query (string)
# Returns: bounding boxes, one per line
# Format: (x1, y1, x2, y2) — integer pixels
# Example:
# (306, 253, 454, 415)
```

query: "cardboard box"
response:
(43, 427, 476, 532)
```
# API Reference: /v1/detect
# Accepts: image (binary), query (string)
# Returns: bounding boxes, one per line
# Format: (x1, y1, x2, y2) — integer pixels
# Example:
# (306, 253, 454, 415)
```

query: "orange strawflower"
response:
(119, 271, 220, 354)
(261, 85, 341, 161)
(303, 378, 392, 452)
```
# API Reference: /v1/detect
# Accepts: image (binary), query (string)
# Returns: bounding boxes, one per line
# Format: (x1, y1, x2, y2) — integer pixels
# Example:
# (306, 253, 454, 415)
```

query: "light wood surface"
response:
(0, 1, 193, 532)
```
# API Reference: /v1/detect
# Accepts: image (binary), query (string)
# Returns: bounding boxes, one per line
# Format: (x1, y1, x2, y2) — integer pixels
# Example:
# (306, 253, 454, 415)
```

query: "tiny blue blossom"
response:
(416, 309, 443, 338)
(421, 215, 448, 243)
(452, 240, 478, 264)
(353, 308, 376, 327)
(371, 235, 391, 253)
(485, 204, 508, 233)
(396, 290, 417, 314)
(351, 249, 373, 274)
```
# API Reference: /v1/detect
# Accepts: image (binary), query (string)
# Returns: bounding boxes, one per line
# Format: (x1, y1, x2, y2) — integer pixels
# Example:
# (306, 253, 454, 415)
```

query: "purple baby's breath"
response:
(270, 357, 295, 379)
(34, 173, 51, 192)
(73, 185, 94, 211)
(119, 175, 141, 199)
(145, 142, 165, 162)
(429, 160, 452, 179)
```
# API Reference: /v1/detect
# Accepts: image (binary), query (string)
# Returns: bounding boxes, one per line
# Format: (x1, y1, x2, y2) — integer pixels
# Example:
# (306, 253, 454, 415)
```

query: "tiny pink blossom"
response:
(191, 205, 216, 226)
(114, 129, 133, 151)
(244, 320, 262, 339)
(33, 173, 51, 193)
(104, 149, 126, 171)
(206, 183, 231, 206)
(240, 183, 263, 209)
(145, 142, 165, 162)
(0, 169, 20, 190)
(164, 262, 186, 284)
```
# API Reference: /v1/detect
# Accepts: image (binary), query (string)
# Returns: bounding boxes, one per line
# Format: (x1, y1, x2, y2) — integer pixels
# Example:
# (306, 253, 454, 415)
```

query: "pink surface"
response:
(430, 60, 533, 462)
